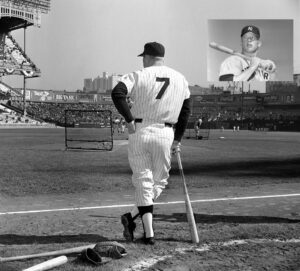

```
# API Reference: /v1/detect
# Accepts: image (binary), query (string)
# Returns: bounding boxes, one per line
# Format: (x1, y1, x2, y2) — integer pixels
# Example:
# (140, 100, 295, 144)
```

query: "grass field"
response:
(0, 128, 299, 270)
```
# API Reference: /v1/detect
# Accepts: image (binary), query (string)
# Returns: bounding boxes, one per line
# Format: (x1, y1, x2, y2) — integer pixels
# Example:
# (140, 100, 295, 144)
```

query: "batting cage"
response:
(64, 109, 113, 151)
(184, 120, 211, 140)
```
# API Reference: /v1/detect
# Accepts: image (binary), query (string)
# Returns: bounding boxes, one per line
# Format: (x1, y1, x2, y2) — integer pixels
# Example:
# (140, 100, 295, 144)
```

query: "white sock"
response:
(142, 213, 154, 238)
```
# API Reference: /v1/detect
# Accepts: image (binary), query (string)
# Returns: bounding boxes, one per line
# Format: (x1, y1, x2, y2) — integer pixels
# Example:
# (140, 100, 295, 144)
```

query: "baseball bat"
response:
(176, 151, 199, 244)
(0, 244, 95, 262)
(209, 42, 252, 61)
(22, 256, 68, 271)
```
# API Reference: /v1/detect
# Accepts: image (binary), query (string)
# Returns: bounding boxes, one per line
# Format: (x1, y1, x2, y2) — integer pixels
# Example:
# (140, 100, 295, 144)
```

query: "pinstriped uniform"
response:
(120, 66, 190, 206)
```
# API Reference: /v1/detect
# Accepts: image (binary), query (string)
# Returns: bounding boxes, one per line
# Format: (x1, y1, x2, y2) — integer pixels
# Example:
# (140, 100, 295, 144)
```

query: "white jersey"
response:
(219, 55, 273, 81)
(119, 65, 190, 124)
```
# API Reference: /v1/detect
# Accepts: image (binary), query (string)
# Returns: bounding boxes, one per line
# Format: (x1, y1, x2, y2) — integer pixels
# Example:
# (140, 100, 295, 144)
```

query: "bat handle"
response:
(176, 151, 183, 170)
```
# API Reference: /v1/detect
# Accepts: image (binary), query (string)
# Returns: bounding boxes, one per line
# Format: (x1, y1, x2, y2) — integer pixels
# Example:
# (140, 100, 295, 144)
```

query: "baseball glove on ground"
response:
(93, 241, 127, 259)
(80, 248, 111, 265)
(260, 59, 276, 73)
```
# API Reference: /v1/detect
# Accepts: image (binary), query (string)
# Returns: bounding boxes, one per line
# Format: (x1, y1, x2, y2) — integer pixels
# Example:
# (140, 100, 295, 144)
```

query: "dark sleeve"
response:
(219, 74, 234, 81)
(220, 72, 256, 81)
(174, 98, 191, 142)
(111, 82, 134, 123)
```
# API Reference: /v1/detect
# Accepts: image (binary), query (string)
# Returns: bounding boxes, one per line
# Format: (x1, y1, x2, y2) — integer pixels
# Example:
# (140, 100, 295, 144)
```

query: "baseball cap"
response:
(241, 25, 260, 39)
(138, 42, 165, 57)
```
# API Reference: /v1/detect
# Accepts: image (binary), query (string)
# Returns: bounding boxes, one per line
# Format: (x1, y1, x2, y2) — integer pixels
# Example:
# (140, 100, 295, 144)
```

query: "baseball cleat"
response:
(121, 213, 136, 242)
(143, 237, 155, 245)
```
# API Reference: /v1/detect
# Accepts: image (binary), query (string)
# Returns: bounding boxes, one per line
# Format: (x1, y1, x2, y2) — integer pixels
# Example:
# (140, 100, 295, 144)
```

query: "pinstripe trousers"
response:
(128, 122, 174, 206)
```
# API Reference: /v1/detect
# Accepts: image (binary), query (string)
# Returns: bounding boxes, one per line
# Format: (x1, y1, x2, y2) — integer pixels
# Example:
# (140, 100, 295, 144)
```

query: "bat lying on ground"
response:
(0, 244, 95, 262)
(22, 256, 68, 271)
(0, 241, 127, 263)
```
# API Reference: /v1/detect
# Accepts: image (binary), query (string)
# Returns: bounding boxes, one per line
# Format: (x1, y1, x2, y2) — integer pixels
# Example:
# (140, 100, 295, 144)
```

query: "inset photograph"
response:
(207, 19, 293, 82)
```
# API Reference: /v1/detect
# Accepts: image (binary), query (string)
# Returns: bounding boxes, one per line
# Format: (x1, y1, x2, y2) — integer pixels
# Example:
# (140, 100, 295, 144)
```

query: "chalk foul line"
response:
(0, 193, 299, 215)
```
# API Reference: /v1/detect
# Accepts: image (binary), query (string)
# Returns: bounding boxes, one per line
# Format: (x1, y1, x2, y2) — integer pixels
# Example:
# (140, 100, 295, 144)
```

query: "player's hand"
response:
(171, 141, 181, 155)
(250, 56, 261, 69)
(127, 120, 136, 134)
(260, 59, 276, 73)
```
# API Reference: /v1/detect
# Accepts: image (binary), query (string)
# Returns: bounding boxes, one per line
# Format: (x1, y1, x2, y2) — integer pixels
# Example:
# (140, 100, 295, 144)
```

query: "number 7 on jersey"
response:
(155, 77, 170, 99)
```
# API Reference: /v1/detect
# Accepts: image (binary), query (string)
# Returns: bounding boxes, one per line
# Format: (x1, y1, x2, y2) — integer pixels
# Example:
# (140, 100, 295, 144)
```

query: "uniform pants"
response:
(128, 123, 174, 206)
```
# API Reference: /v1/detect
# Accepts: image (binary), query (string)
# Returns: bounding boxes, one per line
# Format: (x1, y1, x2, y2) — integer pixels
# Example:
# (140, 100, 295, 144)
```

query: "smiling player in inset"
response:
(219, 25, 276, 81)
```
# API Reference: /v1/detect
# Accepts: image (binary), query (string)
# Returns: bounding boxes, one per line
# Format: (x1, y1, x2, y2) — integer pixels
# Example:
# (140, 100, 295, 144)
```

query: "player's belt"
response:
(135, 119, 174, 128)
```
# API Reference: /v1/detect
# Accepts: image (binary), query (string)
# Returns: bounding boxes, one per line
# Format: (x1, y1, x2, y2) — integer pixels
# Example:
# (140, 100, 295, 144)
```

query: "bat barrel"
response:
(175, 151, 200, 244)
(209, 41, 252, 61)
(22, 256, 68, 271)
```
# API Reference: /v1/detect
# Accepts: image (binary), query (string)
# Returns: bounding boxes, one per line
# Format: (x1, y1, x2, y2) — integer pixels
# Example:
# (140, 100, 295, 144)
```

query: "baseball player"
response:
(194, 117, 202, 139)
(113, 116, 120, 134)
(219, 25, 276, 81)
(111, 42, 191, 245)
(120, 118, 126, 133)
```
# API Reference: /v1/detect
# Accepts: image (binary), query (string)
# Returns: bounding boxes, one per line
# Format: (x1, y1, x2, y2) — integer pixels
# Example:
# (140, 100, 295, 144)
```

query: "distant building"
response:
(102, 72, 109, 91)
(92, 76, 101, 92)
(83, 78, 93, 92)
(108, 74, 122, 90)
(99, 77, 105, 91)
(84, 72, 122, 93)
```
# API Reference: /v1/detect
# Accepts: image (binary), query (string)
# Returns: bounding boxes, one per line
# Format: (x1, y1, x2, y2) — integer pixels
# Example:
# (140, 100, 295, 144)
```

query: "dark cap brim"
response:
(138, 52, 144, 57)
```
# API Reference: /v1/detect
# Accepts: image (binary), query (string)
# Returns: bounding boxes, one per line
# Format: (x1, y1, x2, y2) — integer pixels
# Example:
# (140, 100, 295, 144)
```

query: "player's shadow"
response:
(170, 157, 300, 178)
(0, 234, 114, 246)
(154, 213, 300, 224)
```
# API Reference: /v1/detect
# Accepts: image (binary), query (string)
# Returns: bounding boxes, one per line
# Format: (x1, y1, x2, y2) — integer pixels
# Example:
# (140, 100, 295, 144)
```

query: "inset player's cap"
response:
(138, 42, 165, 57)
(241, 25, 260, 39)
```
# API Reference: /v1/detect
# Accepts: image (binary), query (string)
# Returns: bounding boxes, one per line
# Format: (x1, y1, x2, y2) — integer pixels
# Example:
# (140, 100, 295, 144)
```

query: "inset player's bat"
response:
(175, 150, 199, 244)
(209, 42, 252, 61)
(209, 41, 276, 74)
(22, 256, 68, 271)
(0, 244, 95, 262)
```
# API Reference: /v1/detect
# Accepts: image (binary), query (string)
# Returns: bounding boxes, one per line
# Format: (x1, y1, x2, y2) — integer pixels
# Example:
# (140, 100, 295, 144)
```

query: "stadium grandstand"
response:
(0, 0, 50, 77)
(0, 81, 299, 132)
(188, 80, 300, 132)
(0, 0, 50, 124)
(0, 1, 299, 132)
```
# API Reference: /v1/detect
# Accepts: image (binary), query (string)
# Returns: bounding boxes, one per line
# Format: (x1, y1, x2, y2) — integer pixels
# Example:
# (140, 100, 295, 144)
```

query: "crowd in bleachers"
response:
(3, 34, 31, 67)
(191, 105, 300, 131)
(65, 109, 112, 128)
(9, 100, 120, 126)
(0, 92, 9, 100)
(0, 82, 11, 100)
(0, 106, 42, 125)
(0, 34, 38, 77)
(3, 98, 299, 131)
(0, 82, 10, 94)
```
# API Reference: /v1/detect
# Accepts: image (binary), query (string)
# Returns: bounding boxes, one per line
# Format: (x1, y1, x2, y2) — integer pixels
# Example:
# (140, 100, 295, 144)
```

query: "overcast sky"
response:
(2, 0, 300, 92)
